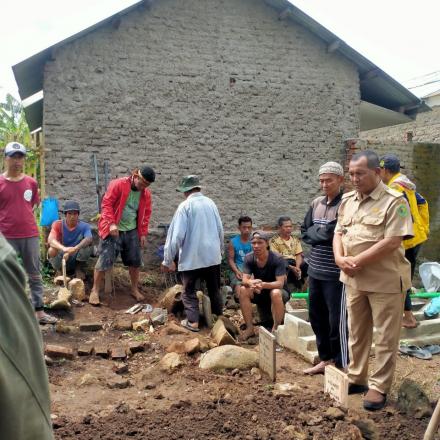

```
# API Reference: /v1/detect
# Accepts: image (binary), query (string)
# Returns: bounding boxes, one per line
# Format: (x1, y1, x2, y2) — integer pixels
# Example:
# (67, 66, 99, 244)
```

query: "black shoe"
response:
(348, 383, 369, 395)
(363, 390, 387, 411)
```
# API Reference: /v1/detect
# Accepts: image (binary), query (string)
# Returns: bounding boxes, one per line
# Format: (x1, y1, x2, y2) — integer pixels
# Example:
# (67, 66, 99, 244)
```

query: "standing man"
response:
(0, 142, 57, 324)
(47, 200, 93, 279)
(301, 162, 348, 374)
(89, 166, 155, 305)
(0, 234, 54, 439)
(379, 154, 429, 328)
(333, 150, 413, 411)
(269, 216, 305, 290)
(162, 175, 224, 332)
(228, 216, 253, 300)
(239, 231, 289, 340)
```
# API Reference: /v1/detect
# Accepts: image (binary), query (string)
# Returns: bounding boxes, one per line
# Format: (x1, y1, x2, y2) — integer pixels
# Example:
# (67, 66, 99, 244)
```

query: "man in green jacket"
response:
(0, 234, 54, 440)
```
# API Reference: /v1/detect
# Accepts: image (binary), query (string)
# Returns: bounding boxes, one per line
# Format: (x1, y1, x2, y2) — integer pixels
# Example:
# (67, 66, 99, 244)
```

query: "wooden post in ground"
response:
(104, 268, 114, 295)
(424, 399, 440, 440)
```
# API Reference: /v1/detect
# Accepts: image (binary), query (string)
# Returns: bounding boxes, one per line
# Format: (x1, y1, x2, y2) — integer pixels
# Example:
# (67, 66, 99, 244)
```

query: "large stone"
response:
(107, 377, 131, 389)
(94, 346, 109, 358)
(211, 319, 236, 346)
(159, 352, 183, 372)
(45, 344, 74, 360)
(151, 308, 168, 326)
(128, 341, 145, 354)
(164, 321, 190, 335)
(199, 345, 258, 371)
(352, 419, 379, 440)
(68, 278, 86, 301)
(49, 287, 72, 310)
(78, 345, 93, 356)
(158, 284, 184, 313)
(397, 379, 433, 419)
(333, 422, 363, 440)
(184, 338, 201, 355)
(54, 275, 71, 286)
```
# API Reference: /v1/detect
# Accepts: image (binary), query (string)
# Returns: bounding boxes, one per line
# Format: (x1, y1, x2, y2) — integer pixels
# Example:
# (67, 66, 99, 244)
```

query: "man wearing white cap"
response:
(0, 142, 57, 324)
(301, 161, 348, 374)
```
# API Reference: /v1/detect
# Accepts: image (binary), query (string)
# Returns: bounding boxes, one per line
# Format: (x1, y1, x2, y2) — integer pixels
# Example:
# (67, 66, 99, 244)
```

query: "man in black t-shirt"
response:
(239, 231, 289, 341)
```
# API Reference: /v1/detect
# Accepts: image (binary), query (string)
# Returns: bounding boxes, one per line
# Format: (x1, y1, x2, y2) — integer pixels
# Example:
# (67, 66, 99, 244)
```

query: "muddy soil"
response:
(42, 269, 439, 440)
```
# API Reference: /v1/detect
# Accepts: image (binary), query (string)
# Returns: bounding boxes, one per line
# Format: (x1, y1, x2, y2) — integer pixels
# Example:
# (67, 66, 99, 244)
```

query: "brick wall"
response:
(360, 106, 440, 144)
(43, 0, 360, 231)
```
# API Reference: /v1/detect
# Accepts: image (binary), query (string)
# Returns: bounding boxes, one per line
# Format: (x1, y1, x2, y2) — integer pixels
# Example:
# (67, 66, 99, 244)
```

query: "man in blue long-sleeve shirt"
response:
(162, 175, 224, 332)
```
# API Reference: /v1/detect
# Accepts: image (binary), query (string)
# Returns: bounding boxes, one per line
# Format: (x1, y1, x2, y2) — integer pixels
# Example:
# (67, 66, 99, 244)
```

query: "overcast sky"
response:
(1, 0, 439, 102)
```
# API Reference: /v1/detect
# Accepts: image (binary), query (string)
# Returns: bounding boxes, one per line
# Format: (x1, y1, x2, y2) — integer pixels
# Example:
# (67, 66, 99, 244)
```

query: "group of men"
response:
(0, 140, 429, 413)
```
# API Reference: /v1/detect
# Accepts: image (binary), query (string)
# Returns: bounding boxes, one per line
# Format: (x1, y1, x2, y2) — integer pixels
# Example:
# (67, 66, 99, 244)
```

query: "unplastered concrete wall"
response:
(43, 0, 360, 230)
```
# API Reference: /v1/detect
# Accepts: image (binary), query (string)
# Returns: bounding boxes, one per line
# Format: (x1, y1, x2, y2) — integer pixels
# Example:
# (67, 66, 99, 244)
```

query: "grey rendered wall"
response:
(43, 0, 360, 230)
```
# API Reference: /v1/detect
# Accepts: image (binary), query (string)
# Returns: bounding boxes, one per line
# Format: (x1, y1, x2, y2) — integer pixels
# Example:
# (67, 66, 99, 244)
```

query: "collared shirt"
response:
(269, 234, 302, 260)
(335, 181, 413, 293)
(163, 192, 224, 271)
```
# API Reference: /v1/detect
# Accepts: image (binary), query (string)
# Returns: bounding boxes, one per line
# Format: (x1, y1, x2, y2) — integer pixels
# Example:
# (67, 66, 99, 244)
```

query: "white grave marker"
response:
(259, 327, 276, 381)
(324, 365, 349, 407)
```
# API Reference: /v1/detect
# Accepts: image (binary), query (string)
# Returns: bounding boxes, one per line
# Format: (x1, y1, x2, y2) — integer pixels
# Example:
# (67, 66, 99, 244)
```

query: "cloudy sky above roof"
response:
(1, 0, 439, 101)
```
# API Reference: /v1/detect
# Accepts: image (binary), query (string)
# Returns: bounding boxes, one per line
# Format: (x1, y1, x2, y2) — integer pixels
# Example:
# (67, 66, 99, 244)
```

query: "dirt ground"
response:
(42, 268, 439, 440)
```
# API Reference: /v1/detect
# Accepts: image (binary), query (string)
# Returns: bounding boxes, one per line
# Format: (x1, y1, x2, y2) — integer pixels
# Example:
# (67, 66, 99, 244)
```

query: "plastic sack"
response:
(424, 297, 440, 319)
(40, 197, 59, 227)
(419, 262, 440, 293)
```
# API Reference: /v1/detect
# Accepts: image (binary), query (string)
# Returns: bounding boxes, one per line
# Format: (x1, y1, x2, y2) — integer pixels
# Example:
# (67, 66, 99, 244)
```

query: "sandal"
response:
(399, 344, 432, 360)
(423, 344, 440, 355)
(39, 313, 58, 325)
(181, 319, 200, 333)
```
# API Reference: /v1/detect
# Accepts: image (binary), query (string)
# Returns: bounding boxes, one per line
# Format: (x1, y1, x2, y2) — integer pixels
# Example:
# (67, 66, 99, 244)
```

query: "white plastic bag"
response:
(419, 262, 440, 292)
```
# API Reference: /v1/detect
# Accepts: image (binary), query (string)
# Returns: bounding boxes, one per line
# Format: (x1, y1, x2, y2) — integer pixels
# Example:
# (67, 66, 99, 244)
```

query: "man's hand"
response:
(140, 236, 146, 248)
(109, 224, 119, 237)
(161, 261, 176, 273)
(336, 256, 361, 277)
(289, 265, 301, 279)
(62, 246, 77, 259)
(249, 279, 263, 293)
(235, 271, 243, 281)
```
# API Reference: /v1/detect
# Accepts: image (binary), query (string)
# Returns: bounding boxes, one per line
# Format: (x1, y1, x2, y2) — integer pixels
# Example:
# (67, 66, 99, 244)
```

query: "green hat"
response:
(176, 175, 202, 193)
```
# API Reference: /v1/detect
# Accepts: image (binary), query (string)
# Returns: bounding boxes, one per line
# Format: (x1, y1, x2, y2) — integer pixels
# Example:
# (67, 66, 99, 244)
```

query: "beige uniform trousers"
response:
(345, 285, 405, 394)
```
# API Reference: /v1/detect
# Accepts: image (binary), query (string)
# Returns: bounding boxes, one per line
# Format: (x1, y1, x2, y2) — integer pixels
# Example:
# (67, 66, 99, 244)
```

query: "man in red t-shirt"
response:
(0, 142, 57, 325)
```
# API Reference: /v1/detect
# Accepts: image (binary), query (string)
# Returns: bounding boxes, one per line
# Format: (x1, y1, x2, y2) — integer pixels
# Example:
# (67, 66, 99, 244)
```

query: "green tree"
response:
(0, 94, 36, 173)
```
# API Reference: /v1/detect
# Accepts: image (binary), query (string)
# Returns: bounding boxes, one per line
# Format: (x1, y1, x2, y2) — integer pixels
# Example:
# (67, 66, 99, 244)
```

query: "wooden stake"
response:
(424, 399, 440, 440)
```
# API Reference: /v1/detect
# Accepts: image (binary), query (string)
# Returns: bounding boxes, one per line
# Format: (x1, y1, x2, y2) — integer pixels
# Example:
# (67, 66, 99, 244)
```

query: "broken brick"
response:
(128, 341, 145, 354)
(79, 322, 103, 331)
(94, 346, 109, 358)
(78, 345, 93, 356)
(110, 346, 127, 360)
(45, 344, 74, 360)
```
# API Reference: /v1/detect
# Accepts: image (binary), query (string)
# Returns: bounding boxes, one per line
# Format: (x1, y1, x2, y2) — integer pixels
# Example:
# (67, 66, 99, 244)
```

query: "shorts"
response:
(49, 246, 92, 273)
(251, 288, 290, 309)
(95, 229, 142, 271)
(229, 271, 243, 287)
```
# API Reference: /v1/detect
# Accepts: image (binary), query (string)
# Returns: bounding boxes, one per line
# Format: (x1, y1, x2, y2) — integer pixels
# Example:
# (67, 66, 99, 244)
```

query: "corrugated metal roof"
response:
(13, 0, 428, 131)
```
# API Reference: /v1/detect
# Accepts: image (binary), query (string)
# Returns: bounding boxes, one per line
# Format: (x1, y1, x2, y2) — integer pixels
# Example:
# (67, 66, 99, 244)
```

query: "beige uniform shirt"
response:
(335, 181, 413, 293)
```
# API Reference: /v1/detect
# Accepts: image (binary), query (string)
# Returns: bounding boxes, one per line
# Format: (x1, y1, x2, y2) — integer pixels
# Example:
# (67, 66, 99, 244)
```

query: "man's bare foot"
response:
(239, 326, 256, 342)
(89, 290, 100, 306)
(402, 312, 418, 329)
(303, 360, 333, 375)
(131, 290, 145, 302)
(402, 317, 419, 328)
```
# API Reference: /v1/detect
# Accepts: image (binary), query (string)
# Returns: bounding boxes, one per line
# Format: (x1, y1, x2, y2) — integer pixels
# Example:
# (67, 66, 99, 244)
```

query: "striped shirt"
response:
(302, 194, 342, 281)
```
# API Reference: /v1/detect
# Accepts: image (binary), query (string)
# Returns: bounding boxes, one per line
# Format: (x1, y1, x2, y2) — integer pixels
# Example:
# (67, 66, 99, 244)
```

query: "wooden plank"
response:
(324, 365, 349, 408)
(104, 267, 113, 294)
(259, 327, 276, 381)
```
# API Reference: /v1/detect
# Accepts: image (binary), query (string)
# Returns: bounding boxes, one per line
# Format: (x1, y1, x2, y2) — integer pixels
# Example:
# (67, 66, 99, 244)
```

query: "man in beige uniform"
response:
(333, 150, 413, 411)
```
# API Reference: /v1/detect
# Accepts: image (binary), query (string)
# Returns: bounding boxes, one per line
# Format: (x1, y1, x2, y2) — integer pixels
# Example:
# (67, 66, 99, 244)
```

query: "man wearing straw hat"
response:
(162, 175, 224, 332)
